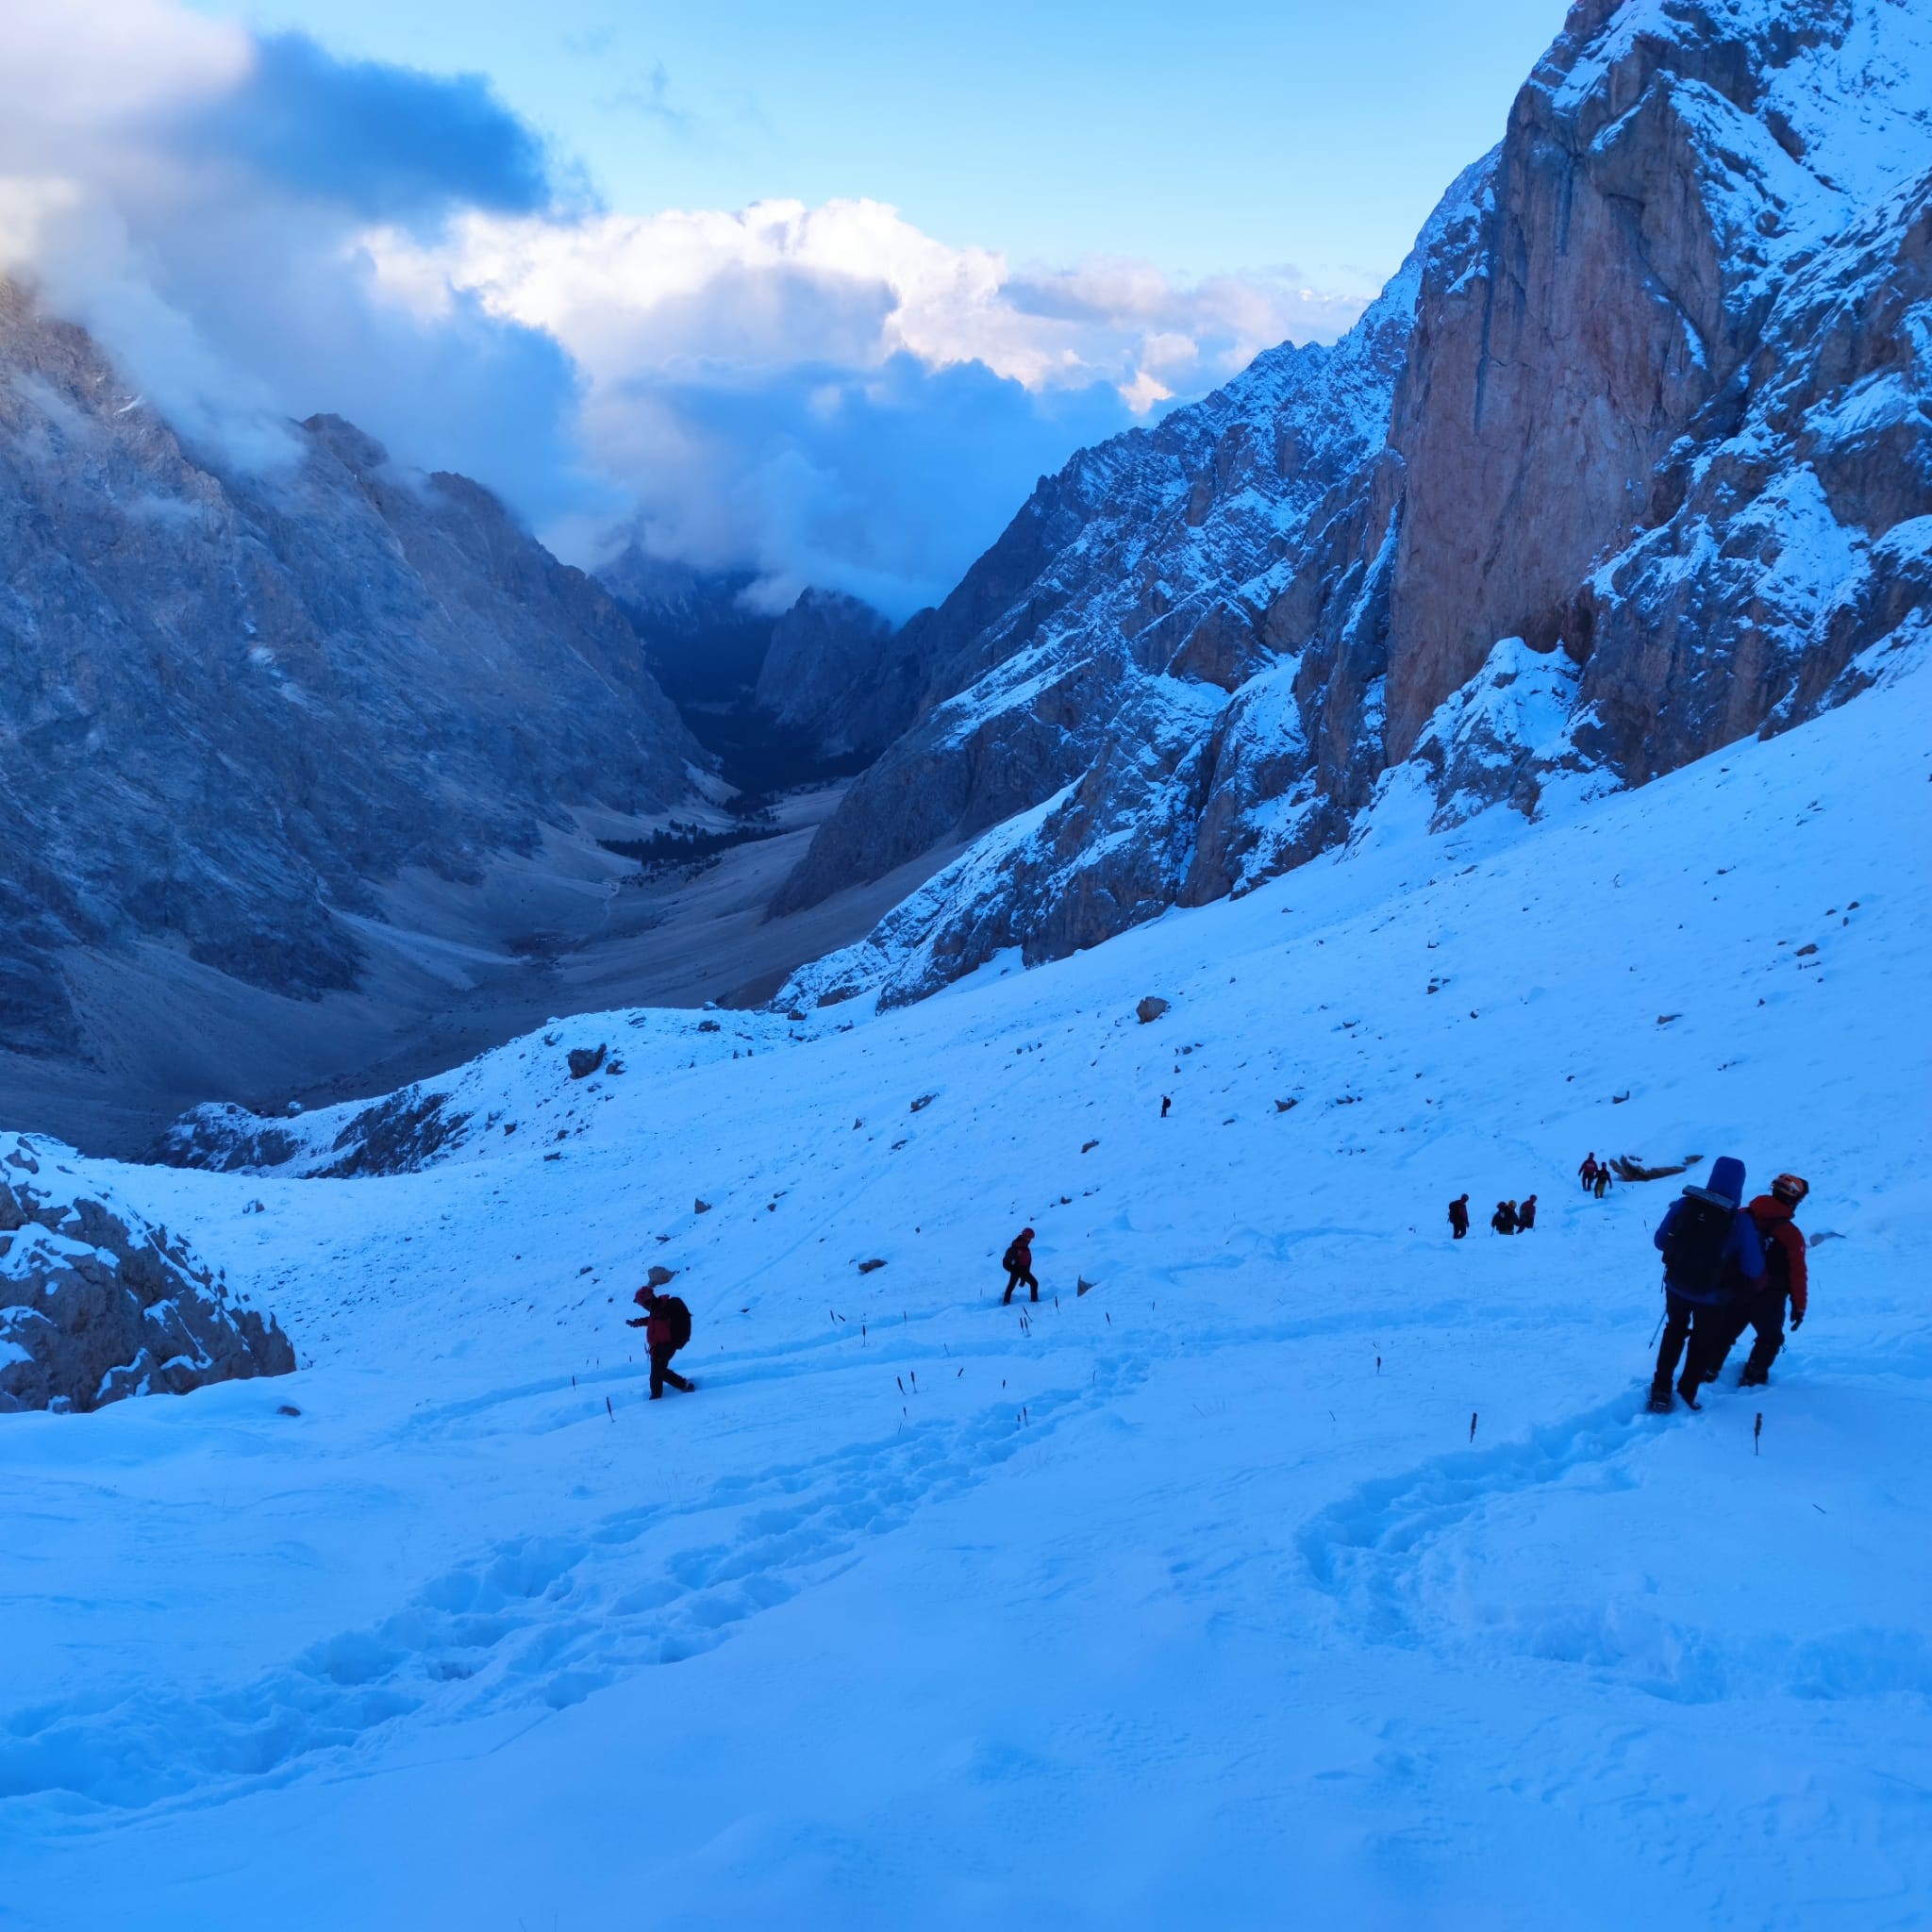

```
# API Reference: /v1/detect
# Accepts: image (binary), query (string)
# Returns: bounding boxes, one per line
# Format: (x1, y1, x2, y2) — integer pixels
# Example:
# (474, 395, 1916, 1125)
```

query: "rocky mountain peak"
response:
(0, 279, 701, 1076)
(772, 0, 1932, 1014)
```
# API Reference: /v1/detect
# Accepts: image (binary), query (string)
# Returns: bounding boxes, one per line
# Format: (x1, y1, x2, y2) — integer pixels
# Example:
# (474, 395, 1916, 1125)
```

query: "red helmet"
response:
(1772, 1173, 1810, 1204)
(633, 1286, 654, 1305)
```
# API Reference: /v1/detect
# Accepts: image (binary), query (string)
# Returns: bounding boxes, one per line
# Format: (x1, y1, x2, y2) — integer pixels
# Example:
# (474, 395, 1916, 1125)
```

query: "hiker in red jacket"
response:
(1518, 1193, 1538, 1230)
(1001, 1228, 1039, 1305)
(1706, 1174, 1811, 1387)
(1448, 1193, 1471, 1239)
(627, 1287, 696, 1398)
(1579, 1153, 1599, 1191)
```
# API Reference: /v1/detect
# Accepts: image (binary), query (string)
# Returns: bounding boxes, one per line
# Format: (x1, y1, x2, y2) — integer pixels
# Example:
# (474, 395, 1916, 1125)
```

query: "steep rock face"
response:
(598, 550, 774, 707)
(600, 548, 908, 765)
(0, 1136, 294, 1412)
(0, 285, 702, 1058)
(1379, 0, 1932, 757)
(775, 0, 1932, 1010)
(755, 589, 906, 758)
(772, 156, 1492, 923)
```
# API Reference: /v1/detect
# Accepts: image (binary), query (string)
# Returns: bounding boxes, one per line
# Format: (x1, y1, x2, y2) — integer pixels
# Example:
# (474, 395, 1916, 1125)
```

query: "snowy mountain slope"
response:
(772, 0, 1932, 1011)
(1, 644, 1927, 1925)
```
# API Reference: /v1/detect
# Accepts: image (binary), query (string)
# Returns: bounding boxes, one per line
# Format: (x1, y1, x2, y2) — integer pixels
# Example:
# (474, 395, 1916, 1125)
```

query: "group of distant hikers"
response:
(622, 1152, 1810, 1419)
(1450, 1151, 1625, 1241)
(1450, 1193, 1541, 1237)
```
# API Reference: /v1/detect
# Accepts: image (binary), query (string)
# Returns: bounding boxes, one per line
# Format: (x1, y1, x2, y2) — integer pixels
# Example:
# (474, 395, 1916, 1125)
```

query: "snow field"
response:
(1, 659, 1928, 1927)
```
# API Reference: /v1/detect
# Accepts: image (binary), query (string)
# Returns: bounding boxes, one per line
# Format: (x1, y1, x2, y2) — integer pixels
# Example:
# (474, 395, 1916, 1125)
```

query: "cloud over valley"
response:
(1, 0, 1370, 613)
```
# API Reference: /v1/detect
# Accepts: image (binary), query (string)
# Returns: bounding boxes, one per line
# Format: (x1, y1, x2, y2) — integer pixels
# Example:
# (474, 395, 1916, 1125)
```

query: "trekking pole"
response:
(1648, 1312, 1665, 1347)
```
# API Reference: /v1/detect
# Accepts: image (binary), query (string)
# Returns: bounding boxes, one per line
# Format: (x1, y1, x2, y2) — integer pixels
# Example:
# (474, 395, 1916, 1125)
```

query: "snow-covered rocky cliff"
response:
(0, 1133, 292, 1411)
(775, 0, 1932, 1011)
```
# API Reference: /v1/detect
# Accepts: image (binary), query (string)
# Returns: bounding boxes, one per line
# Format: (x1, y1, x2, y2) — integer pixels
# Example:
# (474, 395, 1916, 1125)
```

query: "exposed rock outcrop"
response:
(161, 1086, 470, 1179)
(755, 590, 908, 758)
(775, 0, 1932, 1012)
(598, 550, 775, 707)
(0, 284, 702, 1059)
(601, 549, 908, 766)
(0, 1137, 294, 1413)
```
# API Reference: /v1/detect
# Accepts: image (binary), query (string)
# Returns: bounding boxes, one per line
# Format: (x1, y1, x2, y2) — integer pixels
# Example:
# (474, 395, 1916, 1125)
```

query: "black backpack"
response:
(1661, 1192, 1733, 1295)
(658, 1295, 693, 1350)
(1002, 1241, 1024, 1273)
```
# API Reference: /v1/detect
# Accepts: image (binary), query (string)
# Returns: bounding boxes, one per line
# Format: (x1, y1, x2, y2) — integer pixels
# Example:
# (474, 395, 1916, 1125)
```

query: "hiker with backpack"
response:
(1491, 1200, 1517, 1235)
(1704, 1174, 1811, 1388)
(1001, 1228, 1039, 1305)
(628, 1286, 696, 1398)
(1580, 1153, 1599, 1191)
(1518, 1193, 1538, 1230)
(1594, 1162, 1613, 1199)
(1448, 1193, 1471, 1239)
(1647, 1156, 1764, 1412)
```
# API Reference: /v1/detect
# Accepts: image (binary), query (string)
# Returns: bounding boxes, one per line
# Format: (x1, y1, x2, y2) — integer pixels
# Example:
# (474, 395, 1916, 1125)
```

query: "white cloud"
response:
(367, 196, 1370, 423)
(0, 0, 1378, 615)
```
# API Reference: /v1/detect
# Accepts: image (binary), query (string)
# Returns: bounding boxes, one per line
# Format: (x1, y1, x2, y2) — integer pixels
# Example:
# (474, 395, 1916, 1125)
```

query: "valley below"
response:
(0, 781, 960, 1159)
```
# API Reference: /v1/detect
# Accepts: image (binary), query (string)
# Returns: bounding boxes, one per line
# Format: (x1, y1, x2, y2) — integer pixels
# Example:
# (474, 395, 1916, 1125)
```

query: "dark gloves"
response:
(626, 1316, 647, 1328)
(1790, 1309, 1805, 1331)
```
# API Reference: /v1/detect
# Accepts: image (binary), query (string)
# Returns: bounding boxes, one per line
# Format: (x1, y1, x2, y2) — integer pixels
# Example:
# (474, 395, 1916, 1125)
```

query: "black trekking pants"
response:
(1705, 1290, 1788, 1385)
(650, 1345, 693, 1398)
(1653, 1291, 1730, 1392)
(1002, 1268, 1039, 1305)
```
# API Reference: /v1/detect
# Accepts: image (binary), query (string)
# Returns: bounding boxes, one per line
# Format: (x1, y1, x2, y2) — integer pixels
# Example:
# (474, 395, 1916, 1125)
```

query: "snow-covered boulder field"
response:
(0, 1136, 294, 1412)
(0, 647, 1926, 1925)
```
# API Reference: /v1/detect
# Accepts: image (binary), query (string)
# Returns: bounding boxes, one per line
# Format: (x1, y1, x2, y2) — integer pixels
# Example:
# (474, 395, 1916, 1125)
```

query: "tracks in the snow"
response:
(0, 1353, 1141, 1820)
(1295, 1391, 1932, 1706)
(1296, 1391, 1656, 1646)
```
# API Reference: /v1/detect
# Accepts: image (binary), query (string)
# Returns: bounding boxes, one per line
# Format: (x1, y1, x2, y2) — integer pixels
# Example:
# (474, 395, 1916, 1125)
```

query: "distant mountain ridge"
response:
(774, 0, 1932, 1011)
(596, 545, 908, 775)
(0, 282, 701, 1060)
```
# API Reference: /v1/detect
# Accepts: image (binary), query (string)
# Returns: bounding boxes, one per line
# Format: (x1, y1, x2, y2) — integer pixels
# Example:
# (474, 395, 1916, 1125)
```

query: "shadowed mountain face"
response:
(774, 0, 1932, 1012)
(598, 546, 910, 784)
(0, 281, 701, 1062)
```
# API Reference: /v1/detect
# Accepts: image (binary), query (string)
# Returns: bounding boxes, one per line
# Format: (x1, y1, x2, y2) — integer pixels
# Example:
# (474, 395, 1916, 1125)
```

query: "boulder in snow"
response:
(0, 1138, 295, 1414)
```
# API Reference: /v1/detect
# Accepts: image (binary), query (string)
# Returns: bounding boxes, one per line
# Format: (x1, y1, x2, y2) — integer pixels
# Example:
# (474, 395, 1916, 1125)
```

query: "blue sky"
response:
(11, 0, 1565, 614)
(189, 0, 1557, 284)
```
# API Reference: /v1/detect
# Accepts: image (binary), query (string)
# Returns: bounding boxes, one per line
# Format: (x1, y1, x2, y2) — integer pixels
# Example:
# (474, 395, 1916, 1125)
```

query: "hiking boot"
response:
(1738, 1367, 1768, 1389)
(1646, 1386, 1674, 1414)
(1676, 1375, 1703, 1411)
